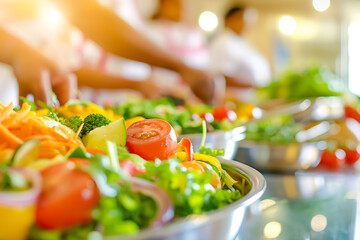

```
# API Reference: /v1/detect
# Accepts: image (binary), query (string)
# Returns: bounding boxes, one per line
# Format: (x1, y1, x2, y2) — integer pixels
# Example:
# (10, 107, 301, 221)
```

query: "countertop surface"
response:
(237, 170, 360, 240)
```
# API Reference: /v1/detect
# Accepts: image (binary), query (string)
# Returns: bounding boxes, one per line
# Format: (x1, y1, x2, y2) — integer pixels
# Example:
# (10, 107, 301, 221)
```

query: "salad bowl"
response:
(180, 127, 246, 160)
(108, 158, 266, 240)
(235, 141, 323, 172)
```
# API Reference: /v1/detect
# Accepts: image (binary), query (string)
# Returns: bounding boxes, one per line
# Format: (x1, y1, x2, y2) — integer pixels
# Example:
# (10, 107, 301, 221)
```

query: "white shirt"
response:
(210, 29, 271, 87)
(145, 20, 210, 70)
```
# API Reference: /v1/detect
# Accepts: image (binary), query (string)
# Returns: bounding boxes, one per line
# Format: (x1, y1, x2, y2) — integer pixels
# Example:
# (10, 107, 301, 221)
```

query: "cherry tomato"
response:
(36, 161, 100, 230)
(212, 107, 237, 122)
(126, 119, 177, 161)
(320, 149, 345, 170)
(344, 105, 360, 123)
(119, 160, 146, 177)
(343, 146, 360, 165)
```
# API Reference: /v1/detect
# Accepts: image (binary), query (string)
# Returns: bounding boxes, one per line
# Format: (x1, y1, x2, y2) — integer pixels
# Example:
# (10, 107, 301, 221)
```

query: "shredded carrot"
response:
(0, 103, 14, 123)
(75, 123, 84, 139)
(0, 103, 85, 162)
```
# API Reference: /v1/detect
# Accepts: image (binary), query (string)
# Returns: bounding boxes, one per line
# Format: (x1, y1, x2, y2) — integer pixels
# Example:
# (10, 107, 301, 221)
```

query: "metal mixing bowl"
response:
(108, 159, 266, 240)
(180, 127, 246, 160)
(235, 141, 324, 172)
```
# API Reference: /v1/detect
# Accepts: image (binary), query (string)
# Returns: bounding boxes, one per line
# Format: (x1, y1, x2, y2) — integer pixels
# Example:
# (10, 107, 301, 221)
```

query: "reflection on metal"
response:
(311, 97, 344, 121)
(283, 176, 298, 199)
(185, 214, 210, 226)
(264, 221, 282, 239)
(354, 199, 360, 240)
(312, 0, 331, 12)
(259, 199, 276, 211)
(311, 214, 327, 232)
(344, 191, 360, 200)
(252, 107, 263, 119)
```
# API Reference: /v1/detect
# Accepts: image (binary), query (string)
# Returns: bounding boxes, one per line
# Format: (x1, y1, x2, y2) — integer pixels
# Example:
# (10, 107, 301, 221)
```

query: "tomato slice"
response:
(343, 147, 360, 165)
(126, 119, 177, 161)
(212, 107, 237, 122)
(344, 105, 360, 123)
(319, 149, 345, 170)
(36, 161, 100, 230)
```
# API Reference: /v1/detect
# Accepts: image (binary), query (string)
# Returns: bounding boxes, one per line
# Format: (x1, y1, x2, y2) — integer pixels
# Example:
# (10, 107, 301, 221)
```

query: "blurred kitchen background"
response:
(135, 0, 359, 95)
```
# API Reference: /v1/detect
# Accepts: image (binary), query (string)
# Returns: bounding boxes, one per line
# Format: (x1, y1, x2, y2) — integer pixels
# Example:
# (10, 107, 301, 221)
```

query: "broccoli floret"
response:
(79, 113, 111, 138)
(63, 115, 83, 132)
(46, 111, 60, 122)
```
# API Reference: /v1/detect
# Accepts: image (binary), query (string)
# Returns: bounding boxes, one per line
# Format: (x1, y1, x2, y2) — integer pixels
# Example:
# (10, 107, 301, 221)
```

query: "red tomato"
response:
(344, 105, 360, 123)
(343, 147, 360, 165)
(119, 160, 146, 177)
(126, 119, 177, 161)
(177, 138, 194, 162)
(212, 107, 237, 122)
(36, 161, 100, 230)
(320, 149, 345, 170)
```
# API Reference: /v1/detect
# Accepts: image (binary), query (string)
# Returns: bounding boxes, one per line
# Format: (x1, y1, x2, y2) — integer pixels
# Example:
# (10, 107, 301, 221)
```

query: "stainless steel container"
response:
(108, 159, 266, 240)
(180, 127, 246, 160)
(235, 141, 324, 172)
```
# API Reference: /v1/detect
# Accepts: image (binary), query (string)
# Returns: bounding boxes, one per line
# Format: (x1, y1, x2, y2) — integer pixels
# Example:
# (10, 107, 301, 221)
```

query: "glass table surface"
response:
(237, 171, 360, 240)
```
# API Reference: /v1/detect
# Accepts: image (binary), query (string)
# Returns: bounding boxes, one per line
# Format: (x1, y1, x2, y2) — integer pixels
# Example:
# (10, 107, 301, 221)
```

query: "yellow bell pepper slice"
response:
(177, 152, 222, 173)
(125, 117, 145, 128)
(193, 153, 222, 172)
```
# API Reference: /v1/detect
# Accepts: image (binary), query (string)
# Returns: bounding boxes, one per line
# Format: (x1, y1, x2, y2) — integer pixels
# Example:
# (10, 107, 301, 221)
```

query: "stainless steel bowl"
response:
(108, 159, 266, 240)
(235, 141, 324, 172)
(180, 127, 245, 160)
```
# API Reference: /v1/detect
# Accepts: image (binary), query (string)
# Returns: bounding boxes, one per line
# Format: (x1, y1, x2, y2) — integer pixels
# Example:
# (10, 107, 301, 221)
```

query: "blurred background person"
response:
(146, 0, 209, 70)
(210, 5, 271, 101)
(0, 0, 219, 106)
(144, 0, 224, 103)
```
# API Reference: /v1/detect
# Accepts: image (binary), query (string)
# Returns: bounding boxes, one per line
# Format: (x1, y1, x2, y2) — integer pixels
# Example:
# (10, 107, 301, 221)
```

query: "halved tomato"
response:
(126, 119, 177, 161)
(36, 161, 100, 230)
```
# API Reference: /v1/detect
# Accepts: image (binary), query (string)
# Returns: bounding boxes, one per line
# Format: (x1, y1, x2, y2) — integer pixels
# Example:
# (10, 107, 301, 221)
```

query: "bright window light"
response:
(348, 22, 360, 96)
(279, 16, 296, 35)
(39, 4, 64, 27)
(313, 0, 331, 12)
(199, 11, 218, 32)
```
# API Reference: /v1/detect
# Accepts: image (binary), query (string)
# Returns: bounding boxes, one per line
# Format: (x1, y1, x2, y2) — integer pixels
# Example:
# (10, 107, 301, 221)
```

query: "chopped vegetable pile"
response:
(108, 97, 254, 134)
(257, 66, 342, 102)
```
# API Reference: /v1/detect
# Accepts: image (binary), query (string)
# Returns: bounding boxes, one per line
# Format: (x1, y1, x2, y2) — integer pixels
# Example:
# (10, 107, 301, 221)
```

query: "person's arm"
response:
(74, 66, 164, 99)
(224, 75, 257, 88)
(53, 0, 186, 72)
(0, 27, 76, 105)
(53, 0, 218, 104)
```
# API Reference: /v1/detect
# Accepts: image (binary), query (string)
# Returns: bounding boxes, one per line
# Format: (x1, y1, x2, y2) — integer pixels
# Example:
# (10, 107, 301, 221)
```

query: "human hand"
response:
(11, 42, 77, 105)
(136, 75, 168, 99)
(179, 66, 224, 105)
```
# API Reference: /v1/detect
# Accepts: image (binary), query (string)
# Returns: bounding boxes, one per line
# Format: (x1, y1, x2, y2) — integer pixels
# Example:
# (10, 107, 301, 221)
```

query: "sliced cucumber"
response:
(83, 118, 127, 152)
(10, 139, 41, 167)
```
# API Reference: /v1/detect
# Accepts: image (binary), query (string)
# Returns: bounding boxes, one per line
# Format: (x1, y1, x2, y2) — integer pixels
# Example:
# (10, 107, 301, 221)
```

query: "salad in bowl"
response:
(0, 102, 265, 240)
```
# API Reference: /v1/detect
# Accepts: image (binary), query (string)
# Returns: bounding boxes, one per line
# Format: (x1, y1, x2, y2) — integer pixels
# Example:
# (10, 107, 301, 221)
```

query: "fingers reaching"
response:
(52, 73, 78, 105)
